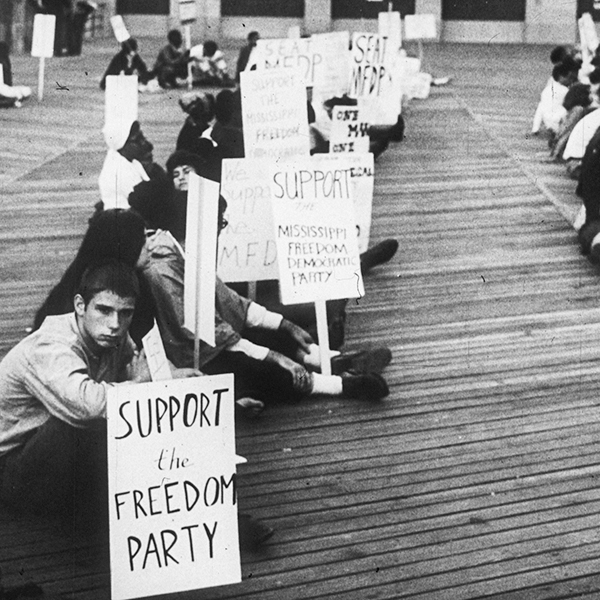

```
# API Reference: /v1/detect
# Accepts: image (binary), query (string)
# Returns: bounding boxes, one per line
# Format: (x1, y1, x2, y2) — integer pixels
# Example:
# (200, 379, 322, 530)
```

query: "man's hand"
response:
(266, 350, 312, 394)
(129, 350, 152, 383)
(172, 367, 203, 379)
(279, 319, 313, 354)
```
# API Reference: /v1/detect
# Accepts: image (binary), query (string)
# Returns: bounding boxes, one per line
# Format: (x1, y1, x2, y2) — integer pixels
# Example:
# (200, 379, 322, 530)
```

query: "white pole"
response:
(37, 56, 45, 101)
(185, 24, 193, 90)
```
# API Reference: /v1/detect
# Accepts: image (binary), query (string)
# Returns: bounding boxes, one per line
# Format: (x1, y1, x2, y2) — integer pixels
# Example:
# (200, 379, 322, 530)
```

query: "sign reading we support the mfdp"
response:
(107, 374, 241, 600)
(269, 156, 365, 305)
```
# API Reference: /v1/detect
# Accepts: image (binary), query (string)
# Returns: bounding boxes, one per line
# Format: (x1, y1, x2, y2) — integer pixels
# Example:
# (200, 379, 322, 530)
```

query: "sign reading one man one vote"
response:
(218, 158, 278, 282)
(240, 68, 309, 159)
(269, 156, 365, 305)
(107, 374, 240, 600)
(330, 105, 370, 154)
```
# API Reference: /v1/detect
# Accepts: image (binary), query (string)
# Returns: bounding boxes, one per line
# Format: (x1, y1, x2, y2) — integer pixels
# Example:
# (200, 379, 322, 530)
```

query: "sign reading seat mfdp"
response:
(107, 373, 241, 600)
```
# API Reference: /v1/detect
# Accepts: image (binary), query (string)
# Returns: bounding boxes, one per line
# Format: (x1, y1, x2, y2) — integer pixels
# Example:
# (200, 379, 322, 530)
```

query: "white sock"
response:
(310, 373, 343, 396)
(303, 344, 341, 370)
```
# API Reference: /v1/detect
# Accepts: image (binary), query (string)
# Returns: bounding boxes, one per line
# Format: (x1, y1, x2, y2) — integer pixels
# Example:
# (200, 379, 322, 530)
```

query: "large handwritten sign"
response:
(311, 31, 351, 100)
(269, 156, 365, 304)
(330, 106, 370, 154)
(218, 158, 278, 282)
(107, 375, 241, 600)
(240, 69, 309, 159)
(349, 32, 388, 98)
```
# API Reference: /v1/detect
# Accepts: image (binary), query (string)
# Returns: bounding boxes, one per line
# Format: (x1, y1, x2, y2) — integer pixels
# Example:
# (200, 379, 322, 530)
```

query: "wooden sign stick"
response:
(37, 57, 45, 101)
(315, 299, 331, 376)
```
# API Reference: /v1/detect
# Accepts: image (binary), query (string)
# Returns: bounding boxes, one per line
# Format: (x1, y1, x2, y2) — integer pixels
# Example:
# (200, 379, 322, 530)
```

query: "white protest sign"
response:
(240, 68, 309, 159)
(349, 32, 388, 98)
(110, 15, 131, 43)
(105, 75, 138, 129)
(404, 14, 437, 40)
(0, 64, 3, 86)
(31, 14, 55, 58)
(142, 322, 172, 382)
(218, 158, 278, 282)
(179, 0, 197, 23)
(330, 105, 370, 154)
(107, 374, 241, 600)
(311, 31, 351, 101)
(269, 156, 365, 305)
(288, 25, 301, 39)
(378, 11, 402, 60)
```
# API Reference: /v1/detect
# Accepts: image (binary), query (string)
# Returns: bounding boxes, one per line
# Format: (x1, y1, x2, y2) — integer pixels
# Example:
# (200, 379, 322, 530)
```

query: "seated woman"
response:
(0, 42, 31, 108)
(100, 38, 153, 91)
(189, 41, 234, 87)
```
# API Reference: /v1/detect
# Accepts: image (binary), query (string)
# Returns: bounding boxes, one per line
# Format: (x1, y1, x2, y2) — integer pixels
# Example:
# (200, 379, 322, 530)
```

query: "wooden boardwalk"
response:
(2, 39, 600, 599)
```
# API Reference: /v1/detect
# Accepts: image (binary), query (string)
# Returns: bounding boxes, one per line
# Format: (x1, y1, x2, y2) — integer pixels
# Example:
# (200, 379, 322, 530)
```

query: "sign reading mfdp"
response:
(107, 374, 241, 600)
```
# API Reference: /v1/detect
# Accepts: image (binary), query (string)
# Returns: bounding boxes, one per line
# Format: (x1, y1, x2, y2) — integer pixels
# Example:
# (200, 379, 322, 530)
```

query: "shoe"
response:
(238, 513, 274, 550)
(341, 372, 389, 401)
(360, 239, 399, 274)
(331, 347, 392, 375)
(235, 397, 265, 420)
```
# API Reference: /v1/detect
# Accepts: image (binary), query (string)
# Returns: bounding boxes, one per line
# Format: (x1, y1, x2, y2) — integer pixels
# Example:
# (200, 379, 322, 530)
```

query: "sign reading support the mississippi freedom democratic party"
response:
(330, 105, 370, 154)
(269, 156, 365, 305)
(107, 374, 241, 600)
(218, 158, 278, 283)
(240, 68, 309, 159)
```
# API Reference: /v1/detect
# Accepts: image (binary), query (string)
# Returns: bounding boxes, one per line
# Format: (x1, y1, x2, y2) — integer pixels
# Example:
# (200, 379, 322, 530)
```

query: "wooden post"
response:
(315, 299, 331, 376)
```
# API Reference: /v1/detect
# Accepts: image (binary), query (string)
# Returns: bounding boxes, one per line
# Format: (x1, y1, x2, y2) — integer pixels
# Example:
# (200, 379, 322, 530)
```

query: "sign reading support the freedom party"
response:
(269, 155, 365, 305)
(218, 158, 278, 282)
(240, 68, 309, 159)
(107, 375, 241, 600)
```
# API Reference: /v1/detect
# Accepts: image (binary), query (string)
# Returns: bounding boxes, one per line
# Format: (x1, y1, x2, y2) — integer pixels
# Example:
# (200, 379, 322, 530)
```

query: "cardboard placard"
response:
(184, 174, 220, 347)
(104, 74, 138, 129)
(378, 11, 402, 60)
(107, 375, 241, 600)
(330, 105, 371, 154)
(287, 25, 301, 39)
(31, 14, 56, 58)
(179, 0, 197, 23)
(404, 14, 437, 41)
(142, 323, 172, 382)
(310, 31, 351, 101)
(349, 32, 388, 98)
(110, 15, 131, 43)
(269, 156, 365, 305)
(218, 158, 278, 283)
(240, 69, 309, 159)
(0, 64, 3, 86)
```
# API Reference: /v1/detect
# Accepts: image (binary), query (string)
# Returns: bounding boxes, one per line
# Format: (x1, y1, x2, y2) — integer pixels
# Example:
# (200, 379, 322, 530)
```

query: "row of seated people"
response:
(100, 30, 235, 91)
(0, 49, 406, 555)
(532, 44, 600, 262)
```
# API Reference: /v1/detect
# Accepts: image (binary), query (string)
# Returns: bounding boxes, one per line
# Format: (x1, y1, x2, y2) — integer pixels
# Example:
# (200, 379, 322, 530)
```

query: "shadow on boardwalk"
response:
(1, 39, 600, 599)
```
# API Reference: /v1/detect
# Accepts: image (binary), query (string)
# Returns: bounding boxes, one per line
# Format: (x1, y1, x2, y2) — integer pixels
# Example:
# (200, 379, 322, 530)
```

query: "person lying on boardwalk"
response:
(99, 38, 153, 91)
(0, 261, 198, 519)
(128, 186, 391, 406)
(153, 29, 190, 89)
(98, 118, 167, 210)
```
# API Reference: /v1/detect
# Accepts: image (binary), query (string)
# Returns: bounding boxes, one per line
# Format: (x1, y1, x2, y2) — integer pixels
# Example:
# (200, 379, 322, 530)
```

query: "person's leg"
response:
(0, 417, 107, 518)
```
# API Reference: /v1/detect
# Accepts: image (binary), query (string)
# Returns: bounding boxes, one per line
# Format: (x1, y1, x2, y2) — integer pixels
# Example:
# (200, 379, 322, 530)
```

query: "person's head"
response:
(203, 40, 218, 57)
(214, 89, 235, 124)
(168, 29, 183, 49)
(552, 62, 575, 87)
(121, 37, 138, 56)
(563, 82, 592, 111)
(166, 150, 203, 191)
(74, 260, 139, 354)
(550, 45, 570, 65)
(247, 31, 259, 47)
(119, 121, 154, 167)
(590, 67, 600, 87)
(179, 91, 215, 123)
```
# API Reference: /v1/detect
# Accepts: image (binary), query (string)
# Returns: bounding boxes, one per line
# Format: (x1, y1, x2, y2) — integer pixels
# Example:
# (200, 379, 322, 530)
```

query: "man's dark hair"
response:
(552, 62, 573, 82)
(203, 41, 218, 56)
(563, 82, 592, 111)
(248, 31, 259, 42)
(121, 38, 138, 54)
(550, 45, 569, 65)
(168, 29, 183, 47)
(76, 260, 140, 306)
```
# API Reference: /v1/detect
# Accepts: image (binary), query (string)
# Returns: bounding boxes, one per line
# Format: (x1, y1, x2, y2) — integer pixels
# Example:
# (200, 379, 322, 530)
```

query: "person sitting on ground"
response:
(100, 38, 153, 91)
(561, 97, 600, 180)
(135, 196, 391, 405)
(0, 42, 31, 108)
(0, 261, 197, 519)
(176, 91, 219, 159)
(531, 61, 576, 139)
(98, 119, 167, 210)
(153, 29, 189, 89)
(236, 31, 259, 82)
(550, 82, 595, 161)
(189, 40, 234, 87)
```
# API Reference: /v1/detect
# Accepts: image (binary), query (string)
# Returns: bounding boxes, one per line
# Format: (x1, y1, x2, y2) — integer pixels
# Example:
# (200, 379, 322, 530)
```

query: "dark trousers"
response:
(0, 417, 107, 519)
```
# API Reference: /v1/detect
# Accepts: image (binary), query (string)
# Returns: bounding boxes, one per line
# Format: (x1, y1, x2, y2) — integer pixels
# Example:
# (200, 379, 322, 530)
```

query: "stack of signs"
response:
(330, 105, 370, 154)
(218, 158, 278, 283)
(349, 32, 400, 124)
(107, 374, 241, 600)
(269, 155, 365, 305)
(240, 68, 309, 159)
